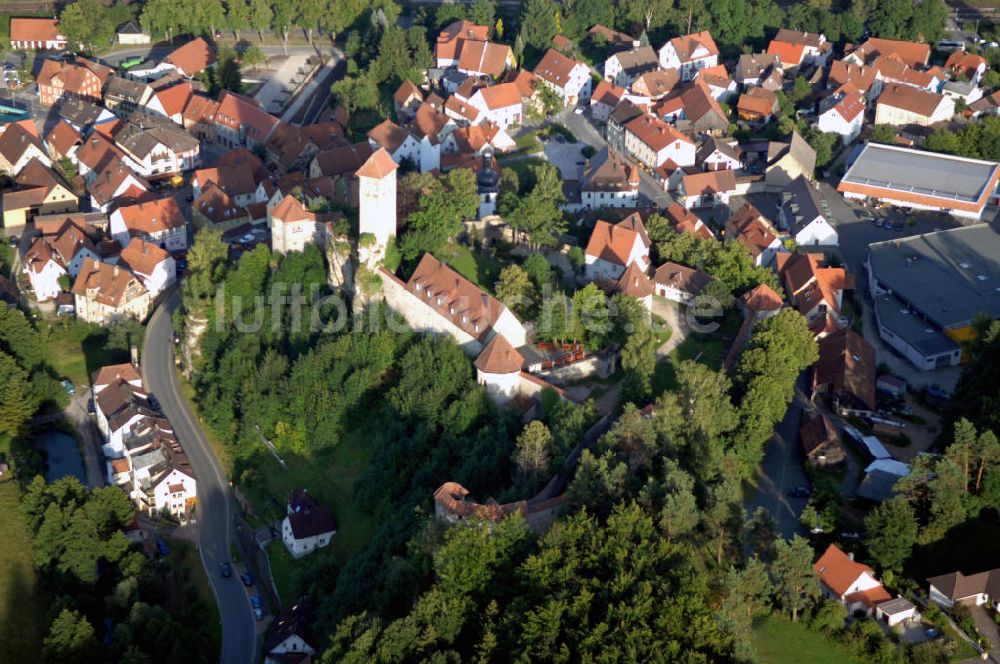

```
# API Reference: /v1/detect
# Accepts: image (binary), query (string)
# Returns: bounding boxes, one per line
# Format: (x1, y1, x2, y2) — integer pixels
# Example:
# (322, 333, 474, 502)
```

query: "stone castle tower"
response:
(357, 147, 398, 254)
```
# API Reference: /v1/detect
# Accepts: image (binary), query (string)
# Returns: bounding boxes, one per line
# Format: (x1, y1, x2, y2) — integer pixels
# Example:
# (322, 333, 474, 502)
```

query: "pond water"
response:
(31, 430, 87, 484)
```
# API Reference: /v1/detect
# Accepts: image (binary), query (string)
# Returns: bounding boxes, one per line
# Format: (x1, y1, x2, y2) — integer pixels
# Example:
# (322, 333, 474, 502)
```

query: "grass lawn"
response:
(496, 157, 548, 189)
(751, 615, 864, 664)
(513, 130, 543, 154)
(0, 243, 13, 278)
(668, 308, 744, 372)
(437, 242, 503, 291)
(163, 537, 221, 655)
(253, 429, 376, 563)
(0, 482, 44, 664)
(265, 539, 338, 604)
(39, 320, 131, 387)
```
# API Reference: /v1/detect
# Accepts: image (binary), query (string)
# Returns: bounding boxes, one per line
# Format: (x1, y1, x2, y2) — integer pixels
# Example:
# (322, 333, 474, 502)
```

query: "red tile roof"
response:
(355, 147, 398, 179)
(814, 544, 876, 597)
(115, 197, 185, 233)
(741, 283, 783, 311)
(850, 37, 930, 68)
(165, 37, 214, 76)
(474, 333, 523, 374)
(585, 219, 645, 266)
(534, 49, 585, 89)
(767, 40, 806, 66)
(666, 30, 719, 63)
(10, 18, 61, 43)
(405, 253, 507, 342)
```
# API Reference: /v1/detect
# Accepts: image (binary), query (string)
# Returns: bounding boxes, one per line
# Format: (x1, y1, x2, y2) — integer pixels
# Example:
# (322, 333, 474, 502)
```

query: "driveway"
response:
(969, 605, 999, 663)
(650, 296, 689, 358)
(746, 372, 812, 539)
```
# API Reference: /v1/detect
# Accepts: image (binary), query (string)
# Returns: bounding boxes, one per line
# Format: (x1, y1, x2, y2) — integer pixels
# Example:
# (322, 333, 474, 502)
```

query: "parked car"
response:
(240, 572, 254, 587)
(840, 531, 861, 540)
(573, 106, 584, 115)
(87, 399, 95, 414)
(7, 236, 17, 247)
(786, 486, 810, 498)
(892, 220, 905, 232)
(220, 562, 233, 577)
(251, 595, 263, 620)
(61, 380, 75, 396)
(148, 395, 160, 411)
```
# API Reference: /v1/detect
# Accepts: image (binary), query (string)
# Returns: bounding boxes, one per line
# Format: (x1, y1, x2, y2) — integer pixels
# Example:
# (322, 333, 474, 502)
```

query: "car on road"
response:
(220, 562, 233, 577)
(891, 220, 905, 232)
(87, 399, 95, 414)
(573, 107, 584, 115)
(786, 486, 810, 498)
(989, 41, 1000, 49)
(61, 380, 75, 395)
(840, 531, 861, 539)
(240, 572, 254, 587)
(553, 134, 565, 143)
(809, 527, 824, 534)
(8, 236, 17, 247)
(251, 595, 263, 620)
(3, 63, 13, 72)
(148, 395, 160, 411)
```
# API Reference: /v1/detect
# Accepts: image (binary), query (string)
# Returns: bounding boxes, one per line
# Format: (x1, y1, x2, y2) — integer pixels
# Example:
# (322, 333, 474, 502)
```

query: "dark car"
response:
(240, 572, 254, 587)
(786, 486, 810, 498)
(8, 235, 17, 247)
(148, 395, 160, 411)
(87, 398, 95, 414)
(220, 562, 233, 577)
(892, 220, 905, 232)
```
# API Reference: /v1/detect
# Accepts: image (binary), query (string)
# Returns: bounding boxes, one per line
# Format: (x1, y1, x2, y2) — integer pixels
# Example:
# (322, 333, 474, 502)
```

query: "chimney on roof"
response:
(847, 552, 854, 561)
(113, 265, 119, 278)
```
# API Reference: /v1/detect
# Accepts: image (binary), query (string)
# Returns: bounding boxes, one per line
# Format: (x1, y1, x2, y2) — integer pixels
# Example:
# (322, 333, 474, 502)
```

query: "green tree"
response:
(226, 0, 251, 38)
(924, 128, 961, 155)
(469, 0, 496, 28)
(519, 0, 559, 50)
(506, 163, 566, 248)
(571, 283, 610, 350)
(522, 253, 552, 289)
(514, 420, 555, 489)
(864, 495, 918, 571)
(141, 0, 178, 42)
(0, 351, 36, 439)
(495, 264, 536, 317)
(565, 449, 626, 517)
(871, 0, 913, 39)
(870, 124, 898, 144)
(787, 76, 812, 105)
(806, 129, 839, 170)
(241, 44, 266, 68)
(434, 514, 527, 597)
(658, 460, 700, 541)
(43, 609, 100, 664)
(247, 0, 273, 41)
(600, 403, 657, 472)
(770, 535, 819, 622)
(399, 169, 480, 261)
(186, 228, 229, 304)
(909, 0, 947, 42)
(271, 0, 296, 54)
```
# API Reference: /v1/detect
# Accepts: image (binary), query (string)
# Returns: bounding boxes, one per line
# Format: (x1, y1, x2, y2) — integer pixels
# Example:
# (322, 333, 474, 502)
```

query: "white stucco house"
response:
(658, 31, 719, 81)
(281, 489, 336, 559)
(818, 83, 866, 144)
(583, 216, 651, 280)
(780, 175, 839, 247)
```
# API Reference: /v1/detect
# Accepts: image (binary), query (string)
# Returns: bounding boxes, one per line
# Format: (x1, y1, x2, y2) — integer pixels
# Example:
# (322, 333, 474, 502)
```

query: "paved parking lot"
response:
(542, 138, 587, 179)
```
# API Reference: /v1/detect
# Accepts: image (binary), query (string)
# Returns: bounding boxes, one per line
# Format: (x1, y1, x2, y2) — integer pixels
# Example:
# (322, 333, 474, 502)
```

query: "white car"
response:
(573, 106, 584, 115)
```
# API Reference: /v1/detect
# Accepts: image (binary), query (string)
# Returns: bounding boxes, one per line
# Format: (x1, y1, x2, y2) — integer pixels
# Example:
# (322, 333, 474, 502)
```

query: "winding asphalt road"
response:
(142, 291, 257, 664)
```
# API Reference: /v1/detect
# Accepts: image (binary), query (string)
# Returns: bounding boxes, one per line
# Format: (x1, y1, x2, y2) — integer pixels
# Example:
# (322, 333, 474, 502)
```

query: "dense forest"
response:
(176, 224, 884, 661)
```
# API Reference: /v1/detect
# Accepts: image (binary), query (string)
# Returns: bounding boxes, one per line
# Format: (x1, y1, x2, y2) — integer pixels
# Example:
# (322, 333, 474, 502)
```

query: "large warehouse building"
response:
(839, 143, 1000, 220)
(867, 225, 1000, 370)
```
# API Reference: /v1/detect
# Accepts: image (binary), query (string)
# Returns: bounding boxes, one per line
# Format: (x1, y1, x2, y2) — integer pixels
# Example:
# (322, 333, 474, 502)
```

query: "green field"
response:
(245, 427, 376, 563)
(164, 537, 221, 655)
(39, 320, 131, 387)
(751, 616, 864, 664)
(0, 482, 44, 664)
(437, 242, 503, 290)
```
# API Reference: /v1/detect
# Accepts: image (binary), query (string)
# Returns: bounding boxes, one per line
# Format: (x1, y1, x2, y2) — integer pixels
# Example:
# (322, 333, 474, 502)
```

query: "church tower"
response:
(356, 147, 398, 252)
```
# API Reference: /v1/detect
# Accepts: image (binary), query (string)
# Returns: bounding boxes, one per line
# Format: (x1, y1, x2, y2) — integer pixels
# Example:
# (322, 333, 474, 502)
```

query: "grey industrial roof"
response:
(856, 469, 900, 502)
(869, 225, 1000, 329)
(842, 142, 1000, 203)
(874, 294, 961, 357)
